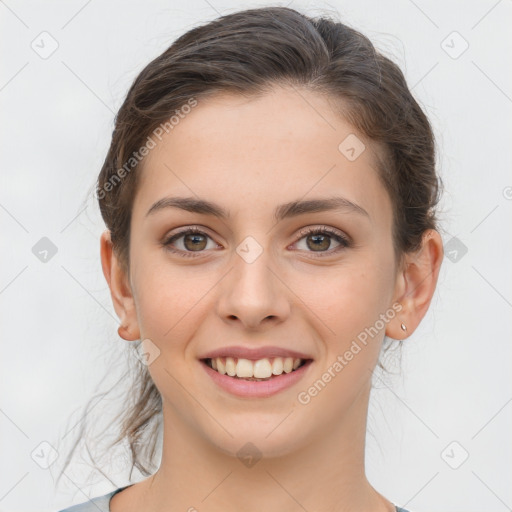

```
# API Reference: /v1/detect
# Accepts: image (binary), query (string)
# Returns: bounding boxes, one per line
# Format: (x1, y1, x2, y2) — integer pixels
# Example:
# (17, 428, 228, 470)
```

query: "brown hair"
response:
(56, 5, 442, 487)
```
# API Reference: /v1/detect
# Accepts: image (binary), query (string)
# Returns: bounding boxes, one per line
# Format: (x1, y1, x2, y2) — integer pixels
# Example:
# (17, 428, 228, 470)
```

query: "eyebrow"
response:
(146, 195, 370, 222)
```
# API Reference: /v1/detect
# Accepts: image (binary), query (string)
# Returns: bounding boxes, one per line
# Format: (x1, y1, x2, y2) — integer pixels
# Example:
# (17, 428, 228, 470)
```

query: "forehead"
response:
(132, 86, 392, 227)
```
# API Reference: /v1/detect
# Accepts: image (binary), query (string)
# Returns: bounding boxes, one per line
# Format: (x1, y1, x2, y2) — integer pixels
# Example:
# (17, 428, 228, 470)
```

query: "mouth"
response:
(200, 356, 311, 381)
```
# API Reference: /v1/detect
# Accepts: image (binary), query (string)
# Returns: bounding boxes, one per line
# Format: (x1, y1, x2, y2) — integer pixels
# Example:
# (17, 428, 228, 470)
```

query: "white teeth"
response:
(216, 358, 226, 375)
(253, 359, 272, 378)
(283, 357, 294, 373)
(225, 357, 236, 377)
(235, 358, 254, 378)
(272, 357, 283, 375)
(208, 356, 304, 379)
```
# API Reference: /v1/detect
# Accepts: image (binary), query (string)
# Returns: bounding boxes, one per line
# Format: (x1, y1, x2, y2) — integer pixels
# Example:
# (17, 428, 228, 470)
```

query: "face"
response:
(119, 86, 403, 457)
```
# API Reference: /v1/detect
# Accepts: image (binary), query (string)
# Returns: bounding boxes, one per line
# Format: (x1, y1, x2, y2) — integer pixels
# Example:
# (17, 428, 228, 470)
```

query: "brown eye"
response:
(305, 233, 330, 251)
(294, 227, 350, 256)
(163, 226, 350, 259)
(182, 232, 207, 251)
(163, 228, 218, 257)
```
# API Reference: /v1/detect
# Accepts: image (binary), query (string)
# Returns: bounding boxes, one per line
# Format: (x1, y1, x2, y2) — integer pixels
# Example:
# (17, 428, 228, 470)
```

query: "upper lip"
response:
(199, 345, 314, 361)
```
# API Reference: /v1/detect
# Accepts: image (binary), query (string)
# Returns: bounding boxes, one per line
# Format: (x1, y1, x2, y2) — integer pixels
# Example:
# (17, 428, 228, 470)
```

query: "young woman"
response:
(57, 6, 443, 512)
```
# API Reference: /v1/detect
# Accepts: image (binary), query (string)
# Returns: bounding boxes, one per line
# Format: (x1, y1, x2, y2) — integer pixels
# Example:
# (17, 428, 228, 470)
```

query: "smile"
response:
(200, 357, 314, 398)
(203, 356, 307, 381)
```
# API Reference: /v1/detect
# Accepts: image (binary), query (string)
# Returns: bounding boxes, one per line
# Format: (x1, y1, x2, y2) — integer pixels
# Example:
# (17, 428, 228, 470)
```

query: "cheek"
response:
(132, 260, 211, 344)
(297, 261, 392, 344)
(300, 267, 392, 416)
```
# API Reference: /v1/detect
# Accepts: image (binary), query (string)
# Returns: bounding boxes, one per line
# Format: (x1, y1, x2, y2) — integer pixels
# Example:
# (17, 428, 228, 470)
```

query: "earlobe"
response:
(118, 323, 139, 341)
(387, 229, 444, 340)
(100, 230, 141, 341)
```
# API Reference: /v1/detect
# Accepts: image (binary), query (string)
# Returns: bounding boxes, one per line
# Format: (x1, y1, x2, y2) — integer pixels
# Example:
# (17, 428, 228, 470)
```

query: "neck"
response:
(137, 384, 394, 512)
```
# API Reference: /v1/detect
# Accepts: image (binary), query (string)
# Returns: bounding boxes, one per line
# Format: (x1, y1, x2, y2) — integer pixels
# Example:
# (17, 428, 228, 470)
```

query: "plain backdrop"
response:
(1, 1, 511, 511)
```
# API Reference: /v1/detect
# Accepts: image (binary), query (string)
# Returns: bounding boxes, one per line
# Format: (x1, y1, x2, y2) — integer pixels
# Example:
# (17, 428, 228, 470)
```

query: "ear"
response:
(386, 229, 444, 339)
(100, 230, 140, 341)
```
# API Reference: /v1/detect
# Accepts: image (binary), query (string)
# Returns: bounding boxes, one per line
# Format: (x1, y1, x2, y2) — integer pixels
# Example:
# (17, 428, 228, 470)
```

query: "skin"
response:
(101, 85, 443, 512)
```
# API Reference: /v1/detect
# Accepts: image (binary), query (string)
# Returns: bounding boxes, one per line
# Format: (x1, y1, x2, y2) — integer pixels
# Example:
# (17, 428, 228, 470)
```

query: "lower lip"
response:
(201, 359, 313, 398)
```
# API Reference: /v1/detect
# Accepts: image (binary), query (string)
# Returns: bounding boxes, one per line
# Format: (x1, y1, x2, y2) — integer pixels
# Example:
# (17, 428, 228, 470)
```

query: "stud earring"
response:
(400, 322, 407, 332)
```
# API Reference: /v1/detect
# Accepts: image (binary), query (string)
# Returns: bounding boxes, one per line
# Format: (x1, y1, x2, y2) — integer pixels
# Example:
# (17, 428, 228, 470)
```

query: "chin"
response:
(205, 422, 308, 462)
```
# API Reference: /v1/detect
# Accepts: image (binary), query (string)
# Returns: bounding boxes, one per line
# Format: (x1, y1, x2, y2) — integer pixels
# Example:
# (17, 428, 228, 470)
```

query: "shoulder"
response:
(55, 488, 124, 512)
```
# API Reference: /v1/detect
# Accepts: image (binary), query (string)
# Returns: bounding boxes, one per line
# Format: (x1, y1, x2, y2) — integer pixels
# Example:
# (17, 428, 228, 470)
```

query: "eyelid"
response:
(292, 226, 351, 255)
(296, 225, 349, 242)
(162, 225, 351, 257)
(162, 226, 220, 258)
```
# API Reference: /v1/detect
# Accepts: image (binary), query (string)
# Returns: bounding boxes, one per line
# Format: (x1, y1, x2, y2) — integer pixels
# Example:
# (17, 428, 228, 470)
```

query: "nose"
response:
(215, 246, 291, 330)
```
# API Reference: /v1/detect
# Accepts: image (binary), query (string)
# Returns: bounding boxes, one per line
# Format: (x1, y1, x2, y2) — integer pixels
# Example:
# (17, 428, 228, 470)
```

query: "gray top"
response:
(55, 486, 131, 512)
(56, 485, 411, 512)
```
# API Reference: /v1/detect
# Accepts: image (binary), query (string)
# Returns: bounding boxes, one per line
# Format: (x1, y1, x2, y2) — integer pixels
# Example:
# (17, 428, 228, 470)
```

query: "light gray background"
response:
(1, 1, 511, 511)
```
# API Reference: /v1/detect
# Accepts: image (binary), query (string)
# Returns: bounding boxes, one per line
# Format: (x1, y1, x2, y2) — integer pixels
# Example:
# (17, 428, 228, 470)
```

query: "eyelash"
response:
(162, 226, 351, 259)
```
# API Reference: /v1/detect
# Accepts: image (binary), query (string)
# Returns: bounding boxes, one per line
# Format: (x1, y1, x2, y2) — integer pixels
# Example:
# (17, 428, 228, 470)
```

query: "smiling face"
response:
(114, 85, 404, 457)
